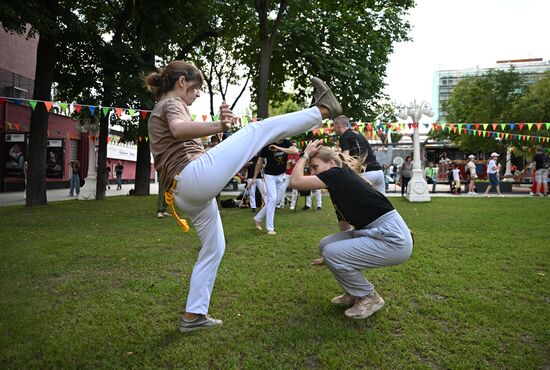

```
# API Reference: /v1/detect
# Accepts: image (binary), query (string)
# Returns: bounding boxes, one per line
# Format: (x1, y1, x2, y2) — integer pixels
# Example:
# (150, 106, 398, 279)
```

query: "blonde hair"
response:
(309, 146, 363, 173)
(144, 60, 204, 100)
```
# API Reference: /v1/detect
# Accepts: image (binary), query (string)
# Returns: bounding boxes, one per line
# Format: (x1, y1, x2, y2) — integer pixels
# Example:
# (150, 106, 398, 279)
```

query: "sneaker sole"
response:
(311, 77, 342, 119)
(345, 301, 385, 319)
(179, 322, 223, 333)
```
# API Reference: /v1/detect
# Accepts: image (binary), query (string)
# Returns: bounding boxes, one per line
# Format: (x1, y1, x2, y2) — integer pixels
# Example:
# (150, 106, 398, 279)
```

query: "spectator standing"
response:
(278, 140, 299, 208)
(483, 152, 503, 197)
(69, 160, 81, 197)
(245, 155, 264, 212)
(399, 156, 413, 197)
(115, 161, 124, 190)
(533, 147, 549, 196)
(466, 155, 478, 195)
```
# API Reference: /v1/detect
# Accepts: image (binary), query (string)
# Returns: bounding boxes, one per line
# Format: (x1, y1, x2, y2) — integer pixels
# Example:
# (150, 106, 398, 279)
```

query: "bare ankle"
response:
(318, 106, 330, 119)
(184, 312, 200, 321)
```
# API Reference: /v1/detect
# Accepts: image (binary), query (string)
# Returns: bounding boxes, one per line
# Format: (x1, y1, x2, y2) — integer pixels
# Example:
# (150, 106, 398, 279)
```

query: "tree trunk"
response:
(134, 136, 151, 195)
(26, 34, 57, 206)
(257, 30, 272, 119)
(134, 51, 155, 196)
(95, 112, 108, 200)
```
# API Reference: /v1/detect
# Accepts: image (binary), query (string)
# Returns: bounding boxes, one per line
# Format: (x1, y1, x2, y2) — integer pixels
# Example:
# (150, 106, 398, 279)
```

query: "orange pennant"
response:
(44, 101, 53, 112)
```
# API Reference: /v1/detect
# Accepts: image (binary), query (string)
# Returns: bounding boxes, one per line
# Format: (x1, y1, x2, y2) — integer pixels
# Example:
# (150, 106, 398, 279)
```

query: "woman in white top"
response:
(466, 155, 478, 195)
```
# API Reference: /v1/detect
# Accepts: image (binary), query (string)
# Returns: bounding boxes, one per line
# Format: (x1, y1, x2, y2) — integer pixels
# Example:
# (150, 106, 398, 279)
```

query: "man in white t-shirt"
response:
(483, 152, 502, 197)
(466, 155, 478, 195)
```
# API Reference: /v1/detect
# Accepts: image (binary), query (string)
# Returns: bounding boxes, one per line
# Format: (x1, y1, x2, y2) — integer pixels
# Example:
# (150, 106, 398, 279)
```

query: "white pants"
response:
(254, 173, 286, 231)
(246, 178, 264, 209)
(363, 170, 385, 194)
(306, 189, 322, 208)
(277, 174, 292, 207)
(173, 107, 322, 314)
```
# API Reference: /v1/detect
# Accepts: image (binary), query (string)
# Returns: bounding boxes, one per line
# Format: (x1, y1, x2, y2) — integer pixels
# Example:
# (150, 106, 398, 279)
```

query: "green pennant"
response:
(440, 123, 446, 130)
(243, 116, 249, 124)
(128, 109, 136, 116)
(213, 114, 219, 121)
(60, 102, 68, 112)
(192, 114, 197, 121)
(546, 123, 550, 130)
(505, 133, 509, 139)
(482, 124, 489, 130)
(457, 124, 463, 131)
(102, 107, 110, 116)
(29, 100, 38, 110)
(527, 123, 533, 130)
(500, 124, 506, 131)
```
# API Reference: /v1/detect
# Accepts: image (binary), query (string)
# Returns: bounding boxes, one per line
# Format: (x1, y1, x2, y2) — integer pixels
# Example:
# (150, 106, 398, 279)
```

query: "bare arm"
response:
(269, 144, 300, 155)
(168, 101, 233, 140)
(251, 157, 265, 184)
(290, 140, 327, 191)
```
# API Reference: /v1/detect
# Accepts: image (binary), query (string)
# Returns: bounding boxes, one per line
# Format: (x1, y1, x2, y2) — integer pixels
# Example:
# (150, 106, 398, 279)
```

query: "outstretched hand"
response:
(219, 101, 233, 132)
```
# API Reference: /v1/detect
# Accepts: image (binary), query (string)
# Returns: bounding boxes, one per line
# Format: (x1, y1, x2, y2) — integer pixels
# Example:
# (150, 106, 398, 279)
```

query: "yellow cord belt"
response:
(164, 179, 190, 232)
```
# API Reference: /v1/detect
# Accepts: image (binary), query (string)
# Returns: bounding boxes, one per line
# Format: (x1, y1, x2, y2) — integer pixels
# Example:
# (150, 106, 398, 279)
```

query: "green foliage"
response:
(0, 196, 549, 368)
(431, 69, 550, 153)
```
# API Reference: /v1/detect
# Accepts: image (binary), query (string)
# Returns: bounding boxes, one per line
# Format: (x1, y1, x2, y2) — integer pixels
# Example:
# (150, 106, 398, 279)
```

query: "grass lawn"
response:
(0, 196, 549, 369)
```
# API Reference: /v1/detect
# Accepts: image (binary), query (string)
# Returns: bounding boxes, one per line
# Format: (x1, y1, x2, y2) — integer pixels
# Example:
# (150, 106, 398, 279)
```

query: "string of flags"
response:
(2, 95, 550, 146)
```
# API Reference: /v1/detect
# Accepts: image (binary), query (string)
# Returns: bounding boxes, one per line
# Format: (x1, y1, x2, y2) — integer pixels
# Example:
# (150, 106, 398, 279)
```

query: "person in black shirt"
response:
(290, 140, 413, 320)
(246, 155, 265, 211)
(252, 139, 299, 234)
(333, 115, 385, 230)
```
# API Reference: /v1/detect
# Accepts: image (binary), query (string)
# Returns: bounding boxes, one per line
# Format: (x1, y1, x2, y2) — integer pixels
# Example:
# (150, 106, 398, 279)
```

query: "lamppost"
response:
(398, 100, 434, 202)
(77, 118, 100, 200)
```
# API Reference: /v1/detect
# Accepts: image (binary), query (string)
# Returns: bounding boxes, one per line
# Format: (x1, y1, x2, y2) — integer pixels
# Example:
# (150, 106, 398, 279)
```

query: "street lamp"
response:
(77, 118, 100, 200)
(398, 99, 434, 202)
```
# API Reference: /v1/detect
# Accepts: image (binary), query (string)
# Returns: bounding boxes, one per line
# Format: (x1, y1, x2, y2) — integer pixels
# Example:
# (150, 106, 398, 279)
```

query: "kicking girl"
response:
(145, 60, 341, 332)
(290, 140, 413, 319)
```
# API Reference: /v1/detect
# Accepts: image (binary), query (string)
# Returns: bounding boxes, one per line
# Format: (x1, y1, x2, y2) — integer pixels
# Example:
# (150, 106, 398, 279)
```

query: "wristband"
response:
(301, 152, 310, 160)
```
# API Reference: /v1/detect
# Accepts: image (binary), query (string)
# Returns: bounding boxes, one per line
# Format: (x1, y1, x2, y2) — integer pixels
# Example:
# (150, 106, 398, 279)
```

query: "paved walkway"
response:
(0, 182, 536, 207)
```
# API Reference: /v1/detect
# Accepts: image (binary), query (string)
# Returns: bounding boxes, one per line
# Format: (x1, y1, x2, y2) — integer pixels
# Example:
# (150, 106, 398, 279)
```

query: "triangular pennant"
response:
(536, 123, 542, 130)
(88, 106, 96, 116)
(546, 123, 550, 130)
(527, 123, 533, 130)
(474, 123, 480, 130)
(482, 124, 489, 130)
(115, 108, 123, 118)
(191, 114, 197, 121)
(28, 100, 38, 110)
(510, 123, 515, 130)
(44, 101, 52, 112)
(140, 110, 148, 120)
(128, 109, 136, 116)
(102, 107, 110, 116)
(61, 102, 68, 112)
(466, 124, 471, 130)
(518, 123, 524, 130)
(505, 133, 510, 139)
(492, 123, 497, 130)
(500, 124, 506, 131)
(74, 104, 82, 113)
(440, 123, 446, 130)
(202, 115, 208, 122)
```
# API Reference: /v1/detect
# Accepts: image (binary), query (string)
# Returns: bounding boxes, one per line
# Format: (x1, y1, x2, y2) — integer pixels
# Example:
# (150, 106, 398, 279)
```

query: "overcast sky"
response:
(192, 0, 550, 119)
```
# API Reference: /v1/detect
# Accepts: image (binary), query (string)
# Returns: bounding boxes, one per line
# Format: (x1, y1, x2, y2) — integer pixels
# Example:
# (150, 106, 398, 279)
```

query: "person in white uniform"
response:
(146, 60, 342, 332)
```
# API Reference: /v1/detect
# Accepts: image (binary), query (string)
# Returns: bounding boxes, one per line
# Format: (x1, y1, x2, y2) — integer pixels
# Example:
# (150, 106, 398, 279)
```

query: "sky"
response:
(192, 0, 550, 121)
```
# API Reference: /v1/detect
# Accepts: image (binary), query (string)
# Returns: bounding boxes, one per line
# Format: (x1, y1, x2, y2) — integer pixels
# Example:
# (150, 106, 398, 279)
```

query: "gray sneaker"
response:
(344, 290, 385, 319)
(179, 314, 223, 332)
(311, 77, 342, 119)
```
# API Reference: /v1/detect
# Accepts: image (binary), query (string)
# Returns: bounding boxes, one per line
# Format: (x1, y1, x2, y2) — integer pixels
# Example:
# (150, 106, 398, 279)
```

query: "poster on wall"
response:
(46, 139, 64, 178)
(4, 133, 27, 177)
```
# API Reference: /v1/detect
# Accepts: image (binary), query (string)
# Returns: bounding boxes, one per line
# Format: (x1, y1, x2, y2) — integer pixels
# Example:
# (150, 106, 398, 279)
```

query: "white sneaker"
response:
(344, 290, 385, 319)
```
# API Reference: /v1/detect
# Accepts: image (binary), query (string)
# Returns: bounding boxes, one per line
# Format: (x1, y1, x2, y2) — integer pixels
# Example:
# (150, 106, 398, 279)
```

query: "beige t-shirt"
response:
(148, 97, 205, 190)
(466, 161, 477, 178)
